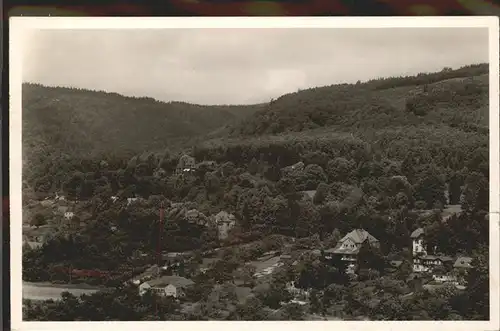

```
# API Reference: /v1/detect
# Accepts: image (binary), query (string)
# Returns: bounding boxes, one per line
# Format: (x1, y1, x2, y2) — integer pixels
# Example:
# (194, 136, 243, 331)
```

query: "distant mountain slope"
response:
(22, 64, 489, 192)
(229, 64, 489, 137)
(22, 83, 263, 162)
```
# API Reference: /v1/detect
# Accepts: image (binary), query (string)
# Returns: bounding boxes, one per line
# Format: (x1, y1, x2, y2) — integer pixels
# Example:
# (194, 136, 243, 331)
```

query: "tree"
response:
(357, 241, 386, 272)
(248, 158, 258, 175)
(221, 161, 235, 177)
(465, 245, 489, 319)
(414, 172, 446, 209)
(256, 282, 292, 309)
(302, 151, 329, 169)
(31, 213, 47, 227)
(281, 303, 305, 320)
(327, 157, 355, 183)
(233, 297, 268, 320)
(448, 172, 463, 205)
(313, 182, 329, 205)
(324, 228, 342, 248)
(300, 164, 327, 190)
(461, 172, 488, 212)
(204, 171, 220, 193)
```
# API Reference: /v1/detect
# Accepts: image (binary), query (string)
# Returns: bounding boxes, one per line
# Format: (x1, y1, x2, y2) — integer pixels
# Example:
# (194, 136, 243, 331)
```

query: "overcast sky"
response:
(22, 28, 489, 105)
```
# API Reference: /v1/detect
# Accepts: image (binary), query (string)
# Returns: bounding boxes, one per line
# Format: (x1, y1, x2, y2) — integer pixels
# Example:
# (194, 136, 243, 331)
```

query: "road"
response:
(23, 282, 104, 301)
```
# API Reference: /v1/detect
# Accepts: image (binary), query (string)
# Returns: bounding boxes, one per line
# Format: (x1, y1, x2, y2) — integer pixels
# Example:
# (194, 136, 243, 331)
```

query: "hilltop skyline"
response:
(22, 28, 488, 105)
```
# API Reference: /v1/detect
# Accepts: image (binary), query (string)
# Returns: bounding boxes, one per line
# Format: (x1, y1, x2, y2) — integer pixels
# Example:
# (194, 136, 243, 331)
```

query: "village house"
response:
(410, 228, 426, 256)
(127, 197, 138, 206)
(432, 268, 457, 283)
(410, 228, 474, 284)
(300, 190, 317, 201)
(55, 193, 66, 201)
(286, 281, 310, 299)
(195, 160, 217, 170)
(176, 154, 196, 174)
(57, 205, 70, 215)
(22, 235, 43, 251)
(385, 260, 403, 274)
(213, 211, 237, 240)
(154, 168, 167, 178)
(23, 225, 55, 247)
(40, 199, 54, 207)
(324, 229, 380, 272)
(198, 257, 219, 274)
(138, 275, 194, 298)
(453, 256, 474, 285)
(454, 256, 473, 270)
(413, 254, 447, 273)
(130, 265, 160, 285)
(185, 209, 209, 226)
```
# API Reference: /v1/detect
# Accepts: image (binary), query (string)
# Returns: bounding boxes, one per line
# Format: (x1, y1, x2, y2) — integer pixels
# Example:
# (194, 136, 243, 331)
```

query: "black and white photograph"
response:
(9, 17, 499, 329)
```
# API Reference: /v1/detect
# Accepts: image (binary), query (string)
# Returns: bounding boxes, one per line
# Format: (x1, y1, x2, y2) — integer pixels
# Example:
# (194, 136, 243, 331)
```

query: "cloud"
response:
(22, 27, 489, 105)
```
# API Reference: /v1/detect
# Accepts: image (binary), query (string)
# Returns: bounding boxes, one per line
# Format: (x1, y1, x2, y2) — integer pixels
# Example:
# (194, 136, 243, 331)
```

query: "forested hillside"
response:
(230, 64, 488, 136)
(22, 83, 263, 174)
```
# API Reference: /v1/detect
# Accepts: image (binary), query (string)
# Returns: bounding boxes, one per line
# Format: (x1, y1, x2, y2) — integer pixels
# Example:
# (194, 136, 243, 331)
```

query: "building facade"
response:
(176, 154, 196, 174)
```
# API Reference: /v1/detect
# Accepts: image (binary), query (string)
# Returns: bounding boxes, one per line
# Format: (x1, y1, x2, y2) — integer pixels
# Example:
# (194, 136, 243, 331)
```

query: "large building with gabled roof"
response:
(138, 275, 194, 298)
(324, 228, 379, 272)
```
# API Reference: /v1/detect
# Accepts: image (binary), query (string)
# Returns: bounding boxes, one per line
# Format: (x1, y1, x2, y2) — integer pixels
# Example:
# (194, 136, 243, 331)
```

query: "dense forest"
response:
(22, 63, 490, 321)
(22, 83, 264, 182)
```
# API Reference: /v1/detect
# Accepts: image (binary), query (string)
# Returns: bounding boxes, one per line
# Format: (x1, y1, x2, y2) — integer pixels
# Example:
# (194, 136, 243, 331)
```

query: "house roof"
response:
(301, 190, 317, 199)
(406, 273, 422, 281)
(132, 265, 160, 282)
(57, 206, 70, 214)
(311, 249, 322, 256)
(200, 258, 219, 268)
(339, 229, 379, 244)
(421, 255, 453, 262)
(234, 286, 252, 303)
(215, 211, 236, 224)
(24, 226, 53, 240)
(454, 257, 473, 268)
(24, 241, 43, 250)
(437, 256, 454, 262)
(390, 260, 403, 268)
(325, 246, 360, 255)
(147, 276, 194, 288)
(410, 228, 424, 239)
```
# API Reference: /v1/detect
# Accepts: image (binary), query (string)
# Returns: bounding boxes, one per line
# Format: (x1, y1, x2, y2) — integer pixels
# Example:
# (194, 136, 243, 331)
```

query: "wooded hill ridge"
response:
(22, 63, 489, 191)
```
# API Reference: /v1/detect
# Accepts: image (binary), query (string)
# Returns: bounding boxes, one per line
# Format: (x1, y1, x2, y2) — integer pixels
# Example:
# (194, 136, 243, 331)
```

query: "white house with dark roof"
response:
(139, 275, 194, 298)
(410, 228, 426, 256)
